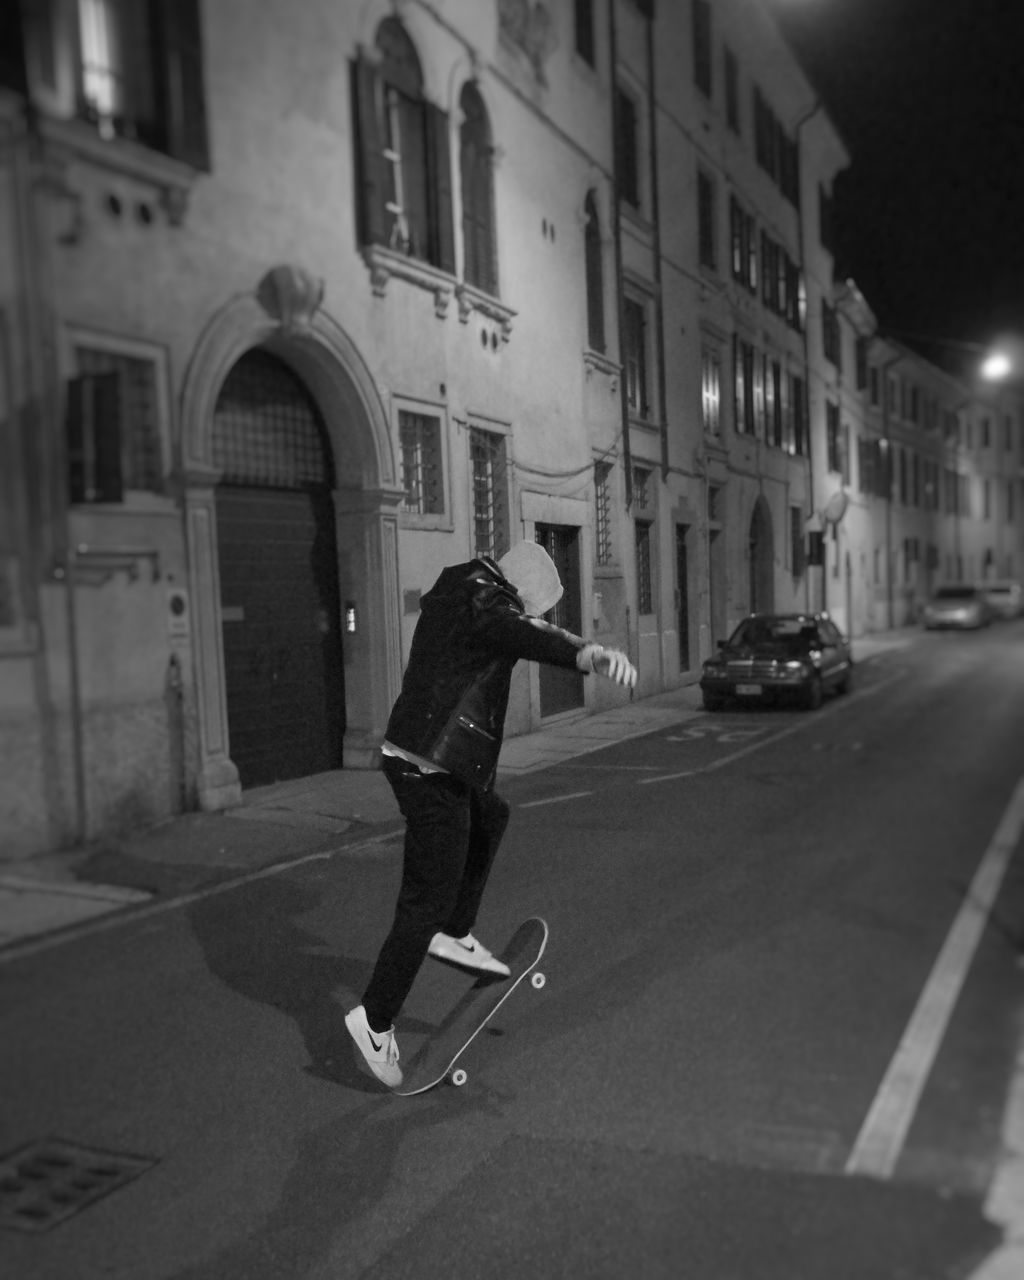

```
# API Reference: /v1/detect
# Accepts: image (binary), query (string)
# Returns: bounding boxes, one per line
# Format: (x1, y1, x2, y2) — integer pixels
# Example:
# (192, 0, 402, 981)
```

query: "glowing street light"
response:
(980, 351, 1012, 381)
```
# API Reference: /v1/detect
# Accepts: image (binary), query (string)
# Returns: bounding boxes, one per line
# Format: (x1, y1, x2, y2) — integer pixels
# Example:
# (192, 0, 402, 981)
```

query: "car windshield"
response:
(730, 618, 819, 649)
(934, 587, 977, 600)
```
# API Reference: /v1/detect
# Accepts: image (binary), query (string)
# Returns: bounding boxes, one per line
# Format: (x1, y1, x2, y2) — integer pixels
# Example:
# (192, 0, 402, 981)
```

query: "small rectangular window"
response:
(73, 346, 164, 495)
(399, 410, 444, 515)
(790, 506, 805, 577)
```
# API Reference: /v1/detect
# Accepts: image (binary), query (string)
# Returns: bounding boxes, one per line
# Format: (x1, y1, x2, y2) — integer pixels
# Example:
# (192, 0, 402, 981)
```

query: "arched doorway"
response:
(212, 350, 345, 788)
(180, 285, 404, 812)
(748, 496, 775, 613)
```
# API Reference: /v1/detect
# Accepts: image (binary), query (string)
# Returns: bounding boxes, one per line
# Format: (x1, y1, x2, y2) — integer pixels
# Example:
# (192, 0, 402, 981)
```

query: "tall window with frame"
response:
(574, 0, 596, 67)
(701, 346, 721, 437)
(469, 427, 509, 559)
(72, 0, 209, 165)
(724, 46, 740, 132)
(615, 86, 640, 210)
(459, 82, 497, 296)
(692, 0, 712, 98)
(594, 461, 613, 566)
(399, 410, 444, 516)
(584, 191, 605, 353)
(697, 169, 716, 270)
(635, 520, 654, 614)
(623, 295, 649, 419)
(826, 400, 841, 473)
(351, 19, 455, 272)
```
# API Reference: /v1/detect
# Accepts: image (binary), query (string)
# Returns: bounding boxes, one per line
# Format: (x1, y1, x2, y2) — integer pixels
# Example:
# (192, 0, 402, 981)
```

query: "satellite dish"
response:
(823, 490, 849, 525)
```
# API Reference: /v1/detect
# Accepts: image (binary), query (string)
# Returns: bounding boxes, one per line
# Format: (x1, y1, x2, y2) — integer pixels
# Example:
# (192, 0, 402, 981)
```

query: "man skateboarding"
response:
(345, 541, 637, 1086)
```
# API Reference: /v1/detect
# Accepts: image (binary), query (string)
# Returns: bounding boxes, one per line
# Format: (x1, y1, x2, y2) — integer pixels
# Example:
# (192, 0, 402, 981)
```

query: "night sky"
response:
(764, 0, 1024, 368)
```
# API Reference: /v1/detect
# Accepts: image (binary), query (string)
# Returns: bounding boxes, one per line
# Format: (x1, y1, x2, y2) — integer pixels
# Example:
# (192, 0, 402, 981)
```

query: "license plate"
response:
(735, 683, 762, 696)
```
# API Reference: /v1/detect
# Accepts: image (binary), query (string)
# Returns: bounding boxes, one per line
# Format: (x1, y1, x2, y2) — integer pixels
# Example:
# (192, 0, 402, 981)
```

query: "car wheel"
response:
(802, 676, 823, 711)
(702, 692, 726, 712)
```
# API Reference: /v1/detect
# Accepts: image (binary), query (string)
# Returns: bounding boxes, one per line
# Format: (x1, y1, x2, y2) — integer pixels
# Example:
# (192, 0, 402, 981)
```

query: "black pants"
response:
(361, 755, 510, 1031)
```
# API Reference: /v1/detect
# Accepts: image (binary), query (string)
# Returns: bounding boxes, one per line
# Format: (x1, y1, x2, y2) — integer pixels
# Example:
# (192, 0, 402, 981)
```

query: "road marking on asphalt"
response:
(845, 774, 1024, 1181)
(519, 790, 593, 808)
(639, 668, 901, 786)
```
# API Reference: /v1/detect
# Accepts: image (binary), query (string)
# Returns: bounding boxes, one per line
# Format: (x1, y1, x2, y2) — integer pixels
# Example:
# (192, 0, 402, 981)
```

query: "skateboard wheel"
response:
(450, 1068, 468, 1087)
(531, 971, 546, 989)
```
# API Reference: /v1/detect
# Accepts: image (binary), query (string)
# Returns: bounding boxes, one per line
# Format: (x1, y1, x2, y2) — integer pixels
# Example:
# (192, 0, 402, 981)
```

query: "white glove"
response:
(578, 644, 636, 687)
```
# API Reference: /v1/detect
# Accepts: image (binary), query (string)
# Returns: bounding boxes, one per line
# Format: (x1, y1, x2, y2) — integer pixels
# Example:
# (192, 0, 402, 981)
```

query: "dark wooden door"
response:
(676, 523, 691, 670)
(218, 488, 344, 787)
(535, 524, 584, 716)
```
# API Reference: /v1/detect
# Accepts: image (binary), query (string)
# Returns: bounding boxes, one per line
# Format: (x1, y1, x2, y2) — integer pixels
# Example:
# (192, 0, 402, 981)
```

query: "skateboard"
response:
(393, 916, 548, 1096)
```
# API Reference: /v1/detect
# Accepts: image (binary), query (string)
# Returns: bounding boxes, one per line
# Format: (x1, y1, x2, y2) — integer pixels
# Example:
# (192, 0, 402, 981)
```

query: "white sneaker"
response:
(428, 931, 511, 977)
(344, 1005, 402, 1087)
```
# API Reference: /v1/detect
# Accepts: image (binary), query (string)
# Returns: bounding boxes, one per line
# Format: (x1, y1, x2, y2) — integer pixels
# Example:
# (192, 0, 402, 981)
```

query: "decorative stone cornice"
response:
(361, 244, 453, 319)
(455, 282, 516, 343)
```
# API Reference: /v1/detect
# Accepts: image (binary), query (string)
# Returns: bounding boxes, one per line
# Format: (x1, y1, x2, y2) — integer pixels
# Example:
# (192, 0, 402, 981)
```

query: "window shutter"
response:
(67, 373, 123, 504)
(154, 0, 210, 170)
(350, 56, 389, 248)
(425, 101, 455, 274)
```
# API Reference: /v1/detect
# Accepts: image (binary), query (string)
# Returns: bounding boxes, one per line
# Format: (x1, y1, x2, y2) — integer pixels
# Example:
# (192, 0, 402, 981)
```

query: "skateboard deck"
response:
(393, 916, 548, 1096)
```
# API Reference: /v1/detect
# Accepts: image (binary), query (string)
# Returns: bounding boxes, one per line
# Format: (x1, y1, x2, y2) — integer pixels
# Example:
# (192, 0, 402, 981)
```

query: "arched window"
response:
(350, 20, 455, 271)
(583, 191, 605, 353)
(459, 82, 497, 296)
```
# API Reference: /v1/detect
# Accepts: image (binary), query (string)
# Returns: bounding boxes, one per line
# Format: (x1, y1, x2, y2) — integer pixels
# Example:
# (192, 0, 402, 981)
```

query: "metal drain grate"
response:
(0, 1139, 155, 1233)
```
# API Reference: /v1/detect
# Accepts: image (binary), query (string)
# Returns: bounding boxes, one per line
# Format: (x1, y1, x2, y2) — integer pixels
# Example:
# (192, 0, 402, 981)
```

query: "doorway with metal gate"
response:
(213, 349, 345, 788)
(534, 524, 584, 717)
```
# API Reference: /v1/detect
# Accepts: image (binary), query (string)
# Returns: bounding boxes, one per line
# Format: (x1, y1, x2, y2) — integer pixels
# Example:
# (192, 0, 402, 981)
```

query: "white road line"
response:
(845, 774, 1024, 1180)
(519, 790, 593, 808)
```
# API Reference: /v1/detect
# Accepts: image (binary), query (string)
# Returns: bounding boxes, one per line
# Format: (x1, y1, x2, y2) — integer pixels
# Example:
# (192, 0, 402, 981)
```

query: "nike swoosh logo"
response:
(456, 941, 477, 954)
(368, 1031, 383, 1052)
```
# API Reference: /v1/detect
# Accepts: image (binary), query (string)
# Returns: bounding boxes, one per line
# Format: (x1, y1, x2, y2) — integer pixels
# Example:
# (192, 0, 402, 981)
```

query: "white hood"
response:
(497, 541, 564, 617)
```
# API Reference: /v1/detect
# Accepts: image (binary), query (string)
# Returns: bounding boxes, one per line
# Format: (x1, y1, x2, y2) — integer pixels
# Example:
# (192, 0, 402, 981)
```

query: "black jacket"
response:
(384, 556, 585, 788)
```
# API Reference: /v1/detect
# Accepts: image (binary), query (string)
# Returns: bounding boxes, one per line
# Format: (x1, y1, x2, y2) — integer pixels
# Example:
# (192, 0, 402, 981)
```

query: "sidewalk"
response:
(0, 627, 917, 953)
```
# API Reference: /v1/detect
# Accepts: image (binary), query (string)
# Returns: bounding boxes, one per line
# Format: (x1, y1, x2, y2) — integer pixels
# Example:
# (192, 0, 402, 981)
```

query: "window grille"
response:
(74, 346, 163, 492)
(212, 351, 332, 490)
(469, 428, 509, 559)
(399, 411, 444, 514)
(632, 466, 651, 511)
(594, 462, 613, 565)
(635, 520, 653, 613)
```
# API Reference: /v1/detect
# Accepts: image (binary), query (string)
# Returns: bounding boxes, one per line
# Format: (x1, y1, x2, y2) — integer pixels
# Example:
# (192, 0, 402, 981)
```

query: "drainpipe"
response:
(608, 0, 633, 511)
(644, 11, 668, 484)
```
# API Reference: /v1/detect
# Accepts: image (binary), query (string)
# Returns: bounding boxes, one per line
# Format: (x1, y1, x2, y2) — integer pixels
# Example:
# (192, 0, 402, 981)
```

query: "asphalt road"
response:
(3, 622, 1024, 1278)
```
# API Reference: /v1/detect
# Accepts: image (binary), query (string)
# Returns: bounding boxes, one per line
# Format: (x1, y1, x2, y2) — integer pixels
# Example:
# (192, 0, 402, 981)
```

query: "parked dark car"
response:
(700, 613, 854, 712)
(921, 584, 993, 630)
